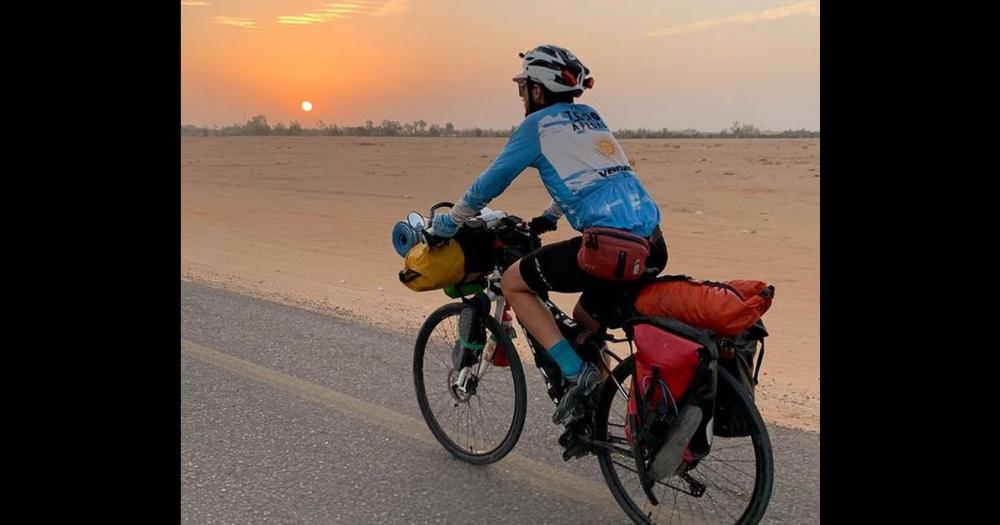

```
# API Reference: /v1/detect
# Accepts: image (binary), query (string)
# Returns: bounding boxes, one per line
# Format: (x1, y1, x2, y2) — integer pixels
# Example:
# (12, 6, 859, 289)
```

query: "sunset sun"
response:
(301, 100, 313, 112)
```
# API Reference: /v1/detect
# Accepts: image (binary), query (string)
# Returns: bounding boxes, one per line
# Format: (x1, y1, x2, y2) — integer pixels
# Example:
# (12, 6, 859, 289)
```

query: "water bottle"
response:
(483, 305, 515, 366)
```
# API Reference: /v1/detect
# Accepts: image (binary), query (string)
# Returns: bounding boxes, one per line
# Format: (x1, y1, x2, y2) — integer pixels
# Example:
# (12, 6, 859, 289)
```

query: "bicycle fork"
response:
(452, 292, 512, 396)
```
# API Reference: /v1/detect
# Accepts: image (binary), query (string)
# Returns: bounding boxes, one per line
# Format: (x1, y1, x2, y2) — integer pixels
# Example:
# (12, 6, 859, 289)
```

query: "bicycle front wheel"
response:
(413, 302, 527, 465)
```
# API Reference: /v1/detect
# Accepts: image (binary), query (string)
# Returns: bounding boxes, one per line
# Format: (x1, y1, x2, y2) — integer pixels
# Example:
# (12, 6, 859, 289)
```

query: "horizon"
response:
(181, 115, 819, 134)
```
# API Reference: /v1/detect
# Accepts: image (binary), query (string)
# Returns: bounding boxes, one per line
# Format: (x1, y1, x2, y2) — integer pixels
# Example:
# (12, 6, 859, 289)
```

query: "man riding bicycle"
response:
(427, 44, 667, 427)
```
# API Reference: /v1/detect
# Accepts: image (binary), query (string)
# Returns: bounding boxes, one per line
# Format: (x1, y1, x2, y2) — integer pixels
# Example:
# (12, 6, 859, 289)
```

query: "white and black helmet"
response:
(513, 44, 594, 96)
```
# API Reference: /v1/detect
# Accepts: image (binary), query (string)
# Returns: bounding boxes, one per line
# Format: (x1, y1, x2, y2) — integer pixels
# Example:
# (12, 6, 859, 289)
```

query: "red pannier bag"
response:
(624, 322, 702, 445)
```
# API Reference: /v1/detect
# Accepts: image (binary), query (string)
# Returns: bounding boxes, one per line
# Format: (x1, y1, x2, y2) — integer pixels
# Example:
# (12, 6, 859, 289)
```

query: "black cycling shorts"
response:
(517, 226, 668, 327)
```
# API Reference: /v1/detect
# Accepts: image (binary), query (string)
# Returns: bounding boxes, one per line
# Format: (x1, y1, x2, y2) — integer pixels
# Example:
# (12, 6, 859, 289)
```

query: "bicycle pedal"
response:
(561, 443, 589, 461)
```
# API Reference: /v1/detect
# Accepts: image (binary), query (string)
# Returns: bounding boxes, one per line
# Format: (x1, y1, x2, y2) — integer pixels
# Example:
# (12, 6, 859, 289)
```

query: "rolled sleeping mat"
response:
(392, 221, 421, 257)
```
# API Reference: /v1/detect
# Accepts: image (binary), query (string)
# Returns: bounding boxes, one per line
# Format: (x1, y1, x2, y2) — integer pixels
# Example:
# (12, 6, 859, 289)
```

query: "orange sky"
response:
(182, 0, 819, 131)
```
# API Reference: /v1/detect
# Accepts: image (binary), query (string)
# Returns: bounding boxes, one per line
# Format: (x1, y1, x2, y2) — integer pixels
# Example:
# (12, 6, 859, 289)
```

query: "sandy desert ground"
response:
(181, 136, 819, 432)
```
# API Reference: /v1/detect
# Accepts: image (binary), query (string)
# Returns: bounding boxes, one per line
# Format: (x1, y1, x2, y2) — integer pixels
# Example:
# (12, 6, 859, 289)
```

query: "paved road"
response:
(181, 280, 819, 524)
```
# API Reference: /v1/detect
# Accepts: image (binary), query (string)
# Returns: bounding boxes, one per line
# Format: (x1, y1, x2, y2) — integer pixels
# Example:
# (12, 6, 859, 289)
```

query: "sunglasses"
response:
(516, 78, 529, 97)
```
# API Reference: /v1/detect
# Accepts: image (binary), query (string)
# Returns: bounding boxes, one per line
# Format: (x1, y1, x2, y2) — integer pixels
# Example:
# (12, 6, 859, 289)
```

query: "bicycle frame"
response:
(471, 270, 631, 405)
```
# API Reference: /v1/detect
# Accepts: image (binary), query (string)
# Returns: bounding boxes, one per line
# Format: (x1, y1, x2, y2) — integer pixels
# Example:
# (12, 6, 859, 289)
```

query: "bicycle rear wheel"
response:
(594, 356, 774, 524)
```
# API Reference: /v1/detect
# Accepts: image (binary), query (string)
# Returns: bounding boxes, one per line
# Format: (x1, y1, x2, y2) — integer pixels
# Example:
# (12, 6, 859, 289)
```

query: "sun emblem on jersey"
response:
(593, 136, 620, 162)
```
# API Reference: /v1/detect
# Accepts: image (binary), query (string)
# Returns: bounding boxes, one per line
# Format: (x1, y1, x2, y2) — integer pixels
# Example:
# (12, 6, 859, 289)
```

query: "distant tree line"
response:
(181, 116, 818, 139)
(610, 122, 818, 139)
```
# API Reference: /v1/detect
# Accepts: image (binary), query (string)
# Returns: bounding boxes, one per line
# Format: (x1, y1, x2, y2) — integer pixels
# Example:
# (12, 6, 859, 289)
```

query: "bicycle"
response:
(408, 203, 774, 524)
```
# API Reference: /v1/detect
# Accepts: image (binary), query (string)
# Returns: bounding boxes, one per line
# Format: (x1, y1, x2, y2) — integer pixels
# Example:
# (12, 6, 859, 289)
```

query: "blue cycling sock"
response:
(546, 338, 583, 379)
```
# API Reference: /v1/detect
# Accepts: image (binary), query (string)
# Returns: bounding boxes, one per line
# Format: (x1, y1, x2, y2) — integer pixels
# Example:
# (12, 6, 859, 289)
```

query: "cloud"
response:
(371, 0, 411, 17)
(647, 0, 819, 37)
(277, 13, 338, 25)
(181, 1, 211, 6)
(278, 1, 410, 25)
(213, 16, 257, 29)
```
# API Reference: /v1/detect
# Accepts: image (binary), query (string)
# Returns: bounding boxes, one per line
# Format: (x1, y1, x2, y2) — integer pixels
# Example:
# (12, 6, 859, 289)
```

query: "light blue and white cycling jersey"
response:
(449, 102, 661, 238)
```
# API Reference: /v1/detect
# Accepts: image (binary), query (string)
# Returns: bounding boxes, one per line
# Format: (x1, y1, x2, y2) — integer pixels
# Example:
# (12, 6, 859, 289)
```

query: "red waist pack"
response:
(577, 227, 650, 281)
